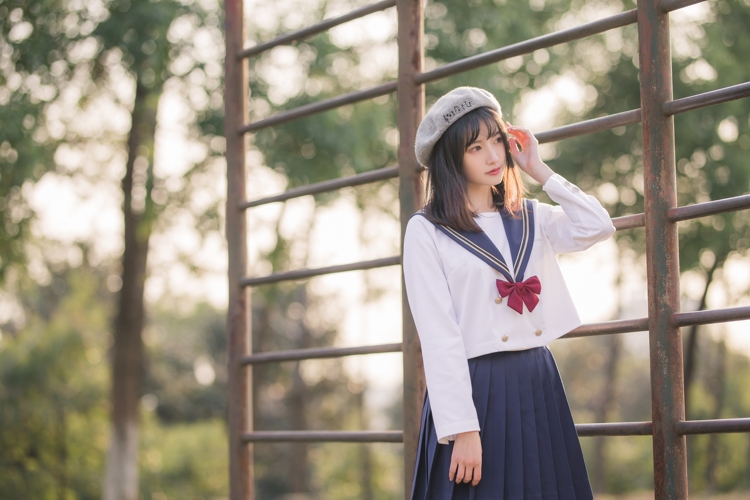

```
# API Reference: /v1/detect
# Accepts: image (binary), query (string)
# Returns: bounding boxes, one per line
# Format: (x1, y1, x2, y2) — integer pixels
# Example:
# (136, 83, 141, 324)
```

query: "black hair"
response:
(423, 106, 525, 232)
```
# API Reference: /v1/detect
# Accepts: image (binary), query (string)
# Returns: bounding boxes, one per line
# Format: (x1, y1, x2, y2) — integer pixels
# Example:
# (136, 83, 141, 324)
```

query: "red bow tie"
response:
(496, 276, 542, 314)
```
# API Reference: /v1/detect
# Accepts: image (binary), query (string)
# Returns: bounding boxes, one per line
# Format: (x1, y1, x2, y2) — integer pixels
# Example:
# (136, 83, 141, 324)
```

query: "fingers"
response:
(449, 462, 482, 484)
(506, 122, 535, 146)
(454, 463, 466, 483)
(472, 467, 482, 486)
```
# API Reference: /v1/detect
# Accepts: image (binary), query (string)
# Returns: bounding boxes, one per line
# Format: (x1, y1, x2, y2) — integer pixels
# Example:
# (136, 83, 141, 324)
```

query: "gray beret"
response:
(415, 86, 502, 167)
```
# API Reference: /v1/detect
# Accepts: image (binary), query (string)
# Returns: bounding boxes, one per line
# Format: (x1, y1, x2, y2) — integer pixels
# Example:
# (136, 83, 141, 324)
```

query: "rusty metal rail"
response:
(240, 419, 750, 443)
(577, 421, 653, 437)
(240, 79, 749, 210)
(240, 81, 398, 134)
(224, 0, 750, 497)
(664, 81, 750, 115)
(674, 306, 750, 328)
(242, 342, 402, 365)
(241, 255, 400, 287)
(242, 430, 403, 443)
(676, 418, 750, 435)
(417, 10, 638, 85)
(241, 165, 401, 209)
(238, 0, 396, 59)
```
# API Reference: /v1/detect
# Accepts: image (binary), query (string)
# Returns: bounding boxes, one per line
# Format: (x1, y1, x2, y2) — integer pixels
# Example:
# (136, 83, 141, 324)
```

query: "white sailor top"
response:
(402, 173, 616, 444)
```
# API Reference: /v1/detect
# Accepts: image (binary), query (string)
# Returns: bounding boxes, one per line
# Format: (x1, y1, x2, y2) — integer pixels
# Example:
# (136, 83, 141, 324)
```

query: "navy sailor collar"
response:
(413, 198, 535, 284)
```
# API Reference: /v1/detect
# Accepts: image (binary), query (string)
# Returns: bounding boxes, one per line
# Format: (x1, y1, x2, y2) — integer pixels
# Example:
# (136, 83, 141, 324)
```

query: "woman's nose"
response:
(487, 144, 500, 163)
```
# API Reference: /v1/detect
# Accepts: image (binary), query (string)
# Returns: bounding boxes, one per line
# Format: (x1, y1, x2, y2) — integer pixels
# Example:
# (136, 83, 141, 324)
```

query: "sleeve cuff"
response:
(543, 173, 578, 194)
(436, 419, 481, 445)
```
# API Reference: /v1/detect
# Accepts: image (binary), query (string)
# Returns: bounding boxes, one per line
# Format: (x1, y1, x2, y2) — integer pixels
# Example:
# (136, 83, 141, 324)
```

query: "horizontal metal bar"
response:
(673, 306, 750, 328)
(669, 194, 750, 223)
(562, 317, 649, 339)
(663, 81, 750, 116)
(600, 193, 750, 233)
(416, 10, 637, 85)
(677, 418, 750, 435)
(241, 165, 400, 209)
(613, 213, 646, 231)
(240, 81, 397, 134)
(576, 421, 653, 437)
(659, 0, 707, 12)
(239, 0, 396, 59)
(241, 255, 400, 287)
(242, 342, 402, 365)
(536, 109, 642, 144)
(242, 430, 403, 443)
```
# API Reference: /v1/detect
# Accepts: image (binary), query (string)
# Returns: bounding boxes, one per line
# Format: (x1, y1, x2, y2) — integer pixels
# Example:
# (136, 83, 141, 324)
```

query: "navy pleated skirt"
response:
(411, 346, 593, 500)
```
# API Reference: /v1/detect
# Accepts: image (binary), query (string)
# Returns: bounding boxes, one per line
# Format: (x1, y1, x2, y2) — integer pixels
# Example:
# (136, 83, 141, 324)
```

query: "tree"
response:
(0, 0, 84, 281)
(90, 0, 224, 496)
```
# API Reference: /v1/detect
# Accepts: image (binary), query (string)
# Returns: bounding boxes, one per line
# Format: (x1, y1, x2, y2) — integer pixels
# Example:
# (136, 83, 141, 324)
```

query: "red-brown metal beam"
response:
(241, 343, 403, 365)
(397, 0, 425, 496)
(673, 305, 750, 328)
(576, 421, 653, 437)
(613, 213, 646, 230)
(241, 256, 400, 287)
(664, 81, 750, 116)
(238, 0, 397, 59)
(242, 431, 404, 443)
(416, 10, 638, 85)
(659, 0, 706, 11)
(240, 165, 402, 209)
(563, 318, 649, 339)
(536, 109, 642, 144)
(676, 418, 750, 435)
(224, 0, 252, 496)
(637, 0, 688, 496)
(239, 81, 397, 134)
(670, 194, 750, 222)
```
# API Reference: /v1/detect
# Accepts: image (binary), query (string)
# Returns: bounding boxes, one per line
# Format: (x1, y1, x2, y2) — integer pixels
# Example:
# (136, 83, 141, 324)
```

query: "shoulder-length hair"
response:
(422, 106, 526, 232)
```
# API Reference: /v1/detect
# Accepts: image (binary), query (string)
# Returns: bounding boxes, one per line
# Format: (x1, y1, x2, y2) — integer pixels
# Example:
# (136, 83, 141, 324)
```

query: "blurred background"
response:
(2, 0, 750, 498)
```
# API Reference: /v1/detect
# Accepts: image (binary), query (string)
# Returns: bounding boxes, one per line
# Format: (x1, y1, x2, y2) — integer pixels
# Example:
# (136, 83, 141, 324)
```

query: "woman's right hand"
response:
(449, 431, 482, 486)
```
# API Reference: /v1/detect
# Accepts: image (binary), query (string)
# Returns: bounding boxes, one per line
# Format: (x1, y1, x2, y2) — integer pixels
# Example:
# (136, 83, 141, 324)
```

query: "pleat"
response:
(526, 348, 560, 499)
(450, 355, 490, 500)
(503, 352, 524, 499)
(480, 352, 505, 497)
(411, 347, 593, 500)
(535, 349, 577, 498)
(542, 349, 593, 500)
(520, 351, 544, 498)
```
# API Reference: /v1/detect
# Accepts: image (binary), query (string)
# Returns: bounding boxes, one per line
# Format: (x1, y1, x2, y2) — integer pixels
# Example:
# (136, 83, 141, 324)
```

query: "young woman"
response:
(403, 87, 615, 500)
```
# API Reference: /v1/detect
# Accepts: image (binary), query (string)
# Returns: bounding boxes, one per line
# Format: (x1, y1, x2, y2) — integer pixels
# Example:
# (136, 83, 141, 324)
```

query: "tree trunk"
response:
(288, 287, 311, 493)
(590, 334, 622, 493)
(705, 338, 726, 494)
(103, 80, 161, 500)
(358, 387, 373, 500)
(287, 360, 309, 493)
(683, 257, 720, 417)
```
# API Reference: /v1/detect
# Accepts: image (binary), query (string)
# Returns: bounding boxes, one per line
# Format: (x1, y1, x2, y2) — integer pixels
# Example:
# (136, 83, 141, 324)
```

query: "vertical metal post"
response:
(637, 0, 688, 497)
(396, 0, 425, 497)
(225, 0, 252, 497)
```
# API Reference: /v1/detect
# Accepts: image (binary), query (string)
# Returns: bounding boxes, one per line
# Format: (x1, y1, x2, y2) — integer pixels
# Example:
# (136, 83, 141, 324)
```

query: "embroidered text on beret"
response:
(414, 86, 502, 167)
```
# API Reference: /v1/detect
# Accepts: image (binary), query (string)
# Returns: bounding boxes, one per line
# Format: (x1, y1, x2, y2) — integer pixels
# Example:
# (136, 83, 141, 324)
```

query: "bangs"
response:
(458, 107, 503, 151)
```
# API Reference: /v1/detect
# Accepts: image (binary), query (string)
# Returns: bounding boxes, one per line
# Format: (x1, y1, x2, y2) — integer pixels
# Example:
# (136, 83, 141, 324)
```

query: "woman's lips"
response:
(486, 167, 502, 175)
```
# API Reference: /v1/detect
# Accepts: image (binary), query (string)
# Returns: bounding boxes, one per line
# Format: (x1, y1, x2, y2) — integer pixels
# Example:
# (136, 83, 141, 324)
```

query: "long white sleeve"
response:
(541, 174, 616, 254)
(403, 216, 480, 444)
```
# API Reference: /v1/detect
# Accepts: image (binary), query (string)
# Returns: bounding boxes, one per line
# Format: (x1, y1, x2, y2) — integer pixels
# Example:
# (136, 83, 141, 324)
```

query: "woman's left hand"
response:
(506, 123, 554, 185)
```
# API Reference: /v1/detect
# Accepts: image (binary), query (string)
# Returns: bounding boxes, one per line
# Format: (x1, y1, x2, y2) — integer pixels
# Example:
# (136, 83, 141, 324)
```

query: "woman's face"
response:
(462, 121, 507, 188)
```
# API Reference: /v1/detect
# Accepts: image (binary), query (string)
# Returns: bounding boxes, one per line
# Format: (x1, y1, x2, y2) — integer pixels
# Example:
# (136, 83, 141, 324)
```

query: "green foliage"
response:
(0, 1, 79, 280)
(139, 417, 229, 498)
(0, 258, 111, 499)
